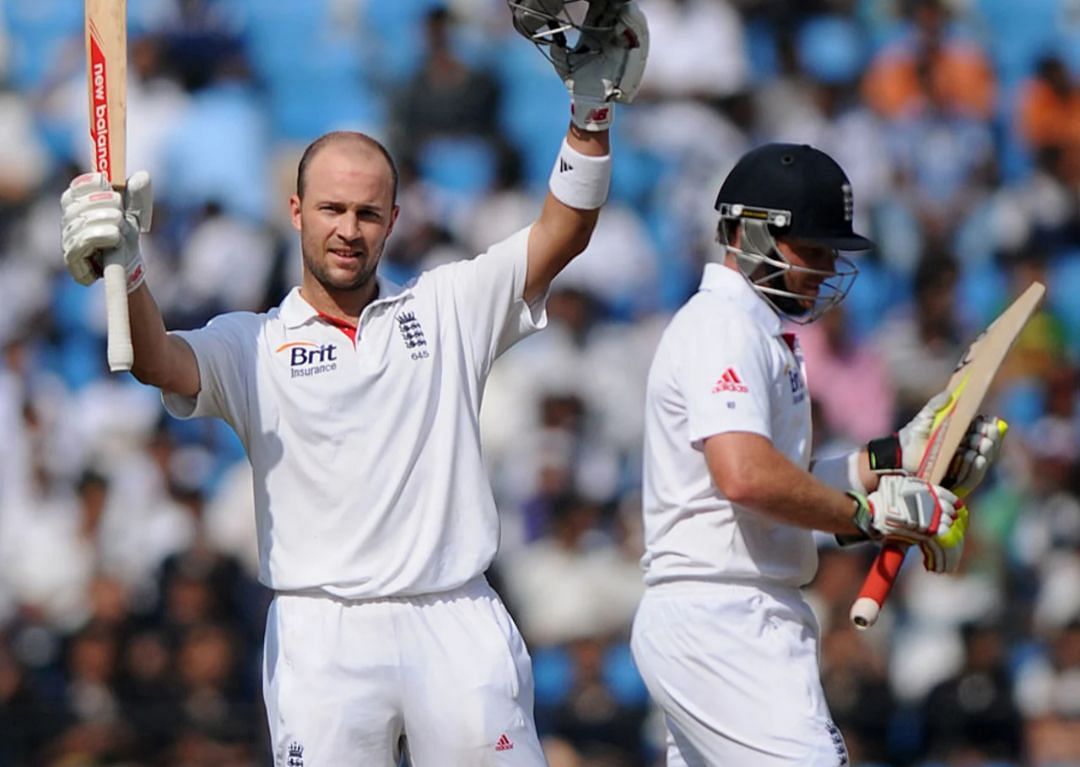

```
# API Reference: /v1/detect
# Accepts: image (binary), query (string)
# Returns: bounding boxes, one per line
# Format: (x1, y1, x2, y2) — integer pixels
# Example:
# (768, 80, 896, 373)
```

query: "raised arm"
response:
(61, 171, 200, 397)
(509, 0, 649, 303)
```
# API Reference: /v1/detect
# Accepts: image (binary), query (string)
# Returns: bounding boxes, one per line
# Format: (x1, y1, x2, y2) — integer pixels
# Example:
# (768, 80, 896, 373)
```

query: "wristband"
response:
(867, 434, 902, 473)
(548, 139, 612, 210)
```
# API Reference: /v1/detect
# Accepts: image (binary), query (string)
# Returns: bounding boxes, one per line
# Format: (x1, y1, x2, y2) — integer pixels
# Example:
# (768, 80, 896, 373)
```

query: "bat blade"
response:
(85, 0, 133, 372)
(850, 281, 1046, 629)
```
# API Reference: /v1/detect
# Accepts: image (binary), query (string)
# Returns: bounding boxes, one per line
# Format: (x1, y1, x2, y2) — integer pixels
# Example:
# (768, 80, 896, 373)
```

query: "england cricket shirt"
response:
(163, 227, 546, 598)
(640, 263, 816, 588)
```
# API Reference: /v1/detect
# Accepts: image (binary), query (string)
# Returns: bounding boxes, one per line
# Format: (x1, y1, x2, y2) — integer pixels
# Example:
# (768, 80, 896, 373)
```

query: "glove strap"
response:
(867, 435, 902, 473)
(571, 96, 614, 132)
(843, 491, 882, 543)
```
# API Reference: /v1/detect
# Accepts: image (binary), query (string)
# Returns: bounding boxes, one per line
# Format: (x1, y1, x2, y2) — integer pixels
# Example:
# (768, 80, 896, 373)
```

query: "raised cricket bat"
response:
(850, 281, 1046, 629)
(85, 0, 133, 372)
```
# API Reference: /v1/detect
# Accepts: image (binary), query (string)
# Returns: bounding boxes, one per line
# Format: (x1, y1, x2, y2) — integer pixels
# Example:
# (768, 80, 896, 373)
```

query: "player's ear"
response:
(386, 205, 401, 239)
(289, 194, 302, 232)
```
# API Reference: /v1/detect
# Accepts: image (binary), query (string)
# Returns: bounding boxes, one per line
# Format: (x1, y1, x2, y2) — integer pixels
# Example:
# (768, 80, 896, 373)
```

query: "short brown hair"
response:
(296, 131, 399, 204)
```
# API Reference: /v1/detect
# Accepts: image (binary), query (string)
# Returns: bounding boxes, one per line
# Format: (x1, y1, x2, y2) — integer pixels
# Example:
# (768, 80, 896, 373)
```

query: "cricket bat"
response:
(85, 0, 133, 372)
(850, 281, 1046, 629)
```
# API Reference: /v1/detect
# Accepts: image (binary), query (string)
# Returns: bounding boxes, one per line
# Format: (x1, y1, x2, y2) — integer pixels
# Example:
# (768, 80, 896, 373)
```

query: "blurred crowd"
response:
(0, 0, 1077, 765)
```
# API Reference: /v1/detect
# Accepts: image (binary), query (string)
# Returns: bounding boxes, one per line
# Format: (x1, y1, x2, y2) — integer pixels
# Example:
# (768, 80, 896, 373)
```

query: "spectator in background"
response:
(1018, 55, 1080, 160)
(875, 250, 965, 421)
(861, 0, 996, 122)
(885, 57, 998, 253)
(502, 494, 642, 649)
(1016, 619, 1080, 766)
(390, 5, 503, 166)
(797, 302, 896, 444)
(635, 0, 747, 101)
(540, 636, 649, 767)
(918, 618, 1025, 764)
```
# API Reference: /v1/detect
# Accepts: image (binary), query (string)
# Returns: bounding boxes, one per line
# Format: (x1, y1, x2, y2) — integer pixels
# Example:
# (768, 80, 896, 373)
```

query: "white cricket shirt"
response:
(164, 227, 546, 598)
(640, 263, 816, 588)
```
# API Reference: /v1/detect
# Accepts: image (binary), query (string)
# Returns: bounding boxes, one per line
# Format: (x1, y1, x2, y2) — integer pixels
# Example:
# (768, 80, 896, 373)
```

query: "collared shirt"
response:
(164, 227, 546, 598)
(640, 263, 816, 588)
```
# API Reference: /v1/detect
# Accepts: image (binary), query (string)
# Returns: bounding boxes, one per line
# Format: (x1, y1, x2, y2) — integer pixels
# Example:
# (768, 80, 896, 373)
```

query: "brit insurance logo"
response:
(396, 311, 429, 360)
(277, 341, 338, 379)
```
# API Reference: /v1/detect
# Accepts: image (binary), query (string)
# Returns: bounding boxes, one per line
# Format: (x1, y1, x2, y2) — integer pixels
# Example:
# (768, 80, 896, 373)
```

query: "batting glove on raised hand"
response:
(867, 390, 1007, 497)
(61, 170, 153, 293)
(849, 475, 963, 545)
(511, 0, 649, 131)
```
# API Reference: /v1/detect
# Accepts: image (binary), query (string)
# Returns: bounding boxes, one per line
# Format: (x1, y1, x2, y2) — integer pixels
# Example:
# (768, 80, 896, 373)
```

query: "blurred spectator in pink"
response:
(796, 302, 896, 444)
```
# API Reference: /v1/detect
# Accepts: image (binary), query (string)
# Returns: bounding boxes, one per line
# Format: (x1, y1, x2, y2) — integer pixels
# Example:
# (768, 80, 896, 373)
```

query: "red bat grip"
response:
(850, 541, 908, 629)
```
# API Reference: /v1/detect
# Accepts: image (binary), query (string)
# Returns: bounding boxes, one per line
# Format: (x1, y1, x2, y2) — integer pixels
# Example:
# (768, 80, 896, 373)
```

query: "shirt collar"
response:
(279, 274, 410, 329)
(698, 262, 783, 335)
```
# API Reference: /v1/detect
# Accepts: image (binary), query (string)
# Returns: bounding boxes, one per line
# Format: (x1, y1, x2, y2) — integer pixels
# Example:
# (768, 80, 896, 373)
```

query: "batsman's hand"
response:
(869, 390, 1007, 496)
(61, 170, 153, 293)
(849, 475, 963, 546)
(511, 0, 649, 131)
(919, 500, 969, 574)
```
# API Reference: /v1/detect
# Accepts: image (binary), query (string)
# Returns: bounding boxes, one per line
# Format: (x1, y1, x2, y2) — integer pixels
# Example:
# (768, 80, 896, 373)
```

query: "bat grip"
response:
(103, 251, 133, 372)
(850, 541, 908, 629)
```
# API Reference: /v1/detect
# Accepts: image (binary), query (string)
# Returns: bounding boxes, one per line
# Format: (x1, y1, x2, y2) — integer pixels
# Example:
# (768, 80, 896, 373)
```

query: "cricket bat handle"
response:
(850, 541, 907, 629)
(103, 249, 133, 371)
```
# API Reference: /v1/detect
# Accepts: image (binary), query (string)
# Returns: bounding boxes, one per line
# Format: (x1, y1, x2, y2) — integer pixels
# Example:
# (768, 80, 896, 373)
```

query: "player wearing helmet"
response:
(628, 144, 1005, 765)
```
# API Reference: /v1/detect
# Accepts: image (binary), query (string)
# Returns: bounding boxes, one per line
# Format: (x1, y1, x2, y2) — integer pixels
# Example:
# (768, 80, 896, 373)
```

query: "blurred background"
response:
(0, 0, 1077, 765)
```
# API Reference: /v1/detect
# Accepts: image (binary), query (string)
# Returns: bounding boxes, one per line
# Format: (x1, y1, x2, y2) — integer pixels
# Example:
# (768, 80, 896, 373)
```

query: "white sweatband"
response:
(548, 140, 611, 210)
(810, 449, 867, 494)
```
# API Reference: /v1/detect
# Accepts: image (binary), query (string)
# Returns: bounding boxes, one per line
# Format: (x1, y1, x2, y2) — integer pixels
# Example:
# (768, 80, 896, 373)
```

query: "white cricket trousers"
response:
(630, 581, 849, 767)
(262, 576, 549, 766)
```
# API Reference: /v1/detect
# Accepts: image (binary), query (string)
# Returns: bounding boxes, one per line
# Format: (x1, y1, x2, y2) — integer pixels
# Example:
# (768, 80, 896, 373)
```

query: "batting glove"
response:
(919, 499, 969, 574)
(61, 170, 153, 293)
(511, 0, 648, 131)
(866, 391, 1007, 496)
(849, 475, 962, 545)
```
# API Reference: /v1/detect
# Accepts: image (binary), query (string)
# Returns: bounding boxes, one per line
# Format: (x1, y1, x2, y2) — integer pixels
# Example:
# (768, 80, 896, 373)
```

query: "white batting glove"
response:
(919, 500, 969, 574)
(560, 1, 648, 130)
(517, 0, 647, 131)
(867, 391, 1007, 497)
(849, 475, 962, 545)
(946, 415, 1008, 497)
(61, 170, 153, 293)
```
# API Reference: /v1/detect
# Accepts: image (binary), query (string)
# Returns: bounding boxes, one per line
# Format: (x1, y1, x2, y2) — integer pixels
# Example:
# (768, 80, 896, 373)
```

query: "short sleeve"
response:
(433, 226, 548, 375)
(161, 312, 260, 436)
(682, 311, 775, 447)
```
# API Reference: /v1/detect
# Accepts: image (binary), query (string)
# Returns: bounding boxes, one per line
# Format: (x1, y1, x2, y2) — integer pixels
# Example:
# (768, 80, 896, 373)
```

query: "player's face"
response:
(290, 142, 399, 297)
(776, 238, 838, 310)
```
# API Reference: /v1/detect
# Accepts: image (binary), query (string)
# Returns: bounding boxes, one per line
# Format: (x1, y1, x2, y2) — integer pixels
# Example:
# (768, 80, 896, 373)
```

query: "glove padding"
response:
(850, 475, 962, 544)
(871, 390, 1007, 497)
(61, 170, 153, 293)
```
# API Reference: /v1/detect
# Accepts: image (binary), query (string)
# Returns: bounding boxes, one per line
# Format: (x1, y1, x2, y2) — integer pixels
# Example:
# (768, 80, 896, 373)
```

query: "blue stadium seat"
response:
(973, 0, 1062, 88)
(1047, 250, 1080, 354)
(797, 15, 867, 85)
(1, 0, 82, 90)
